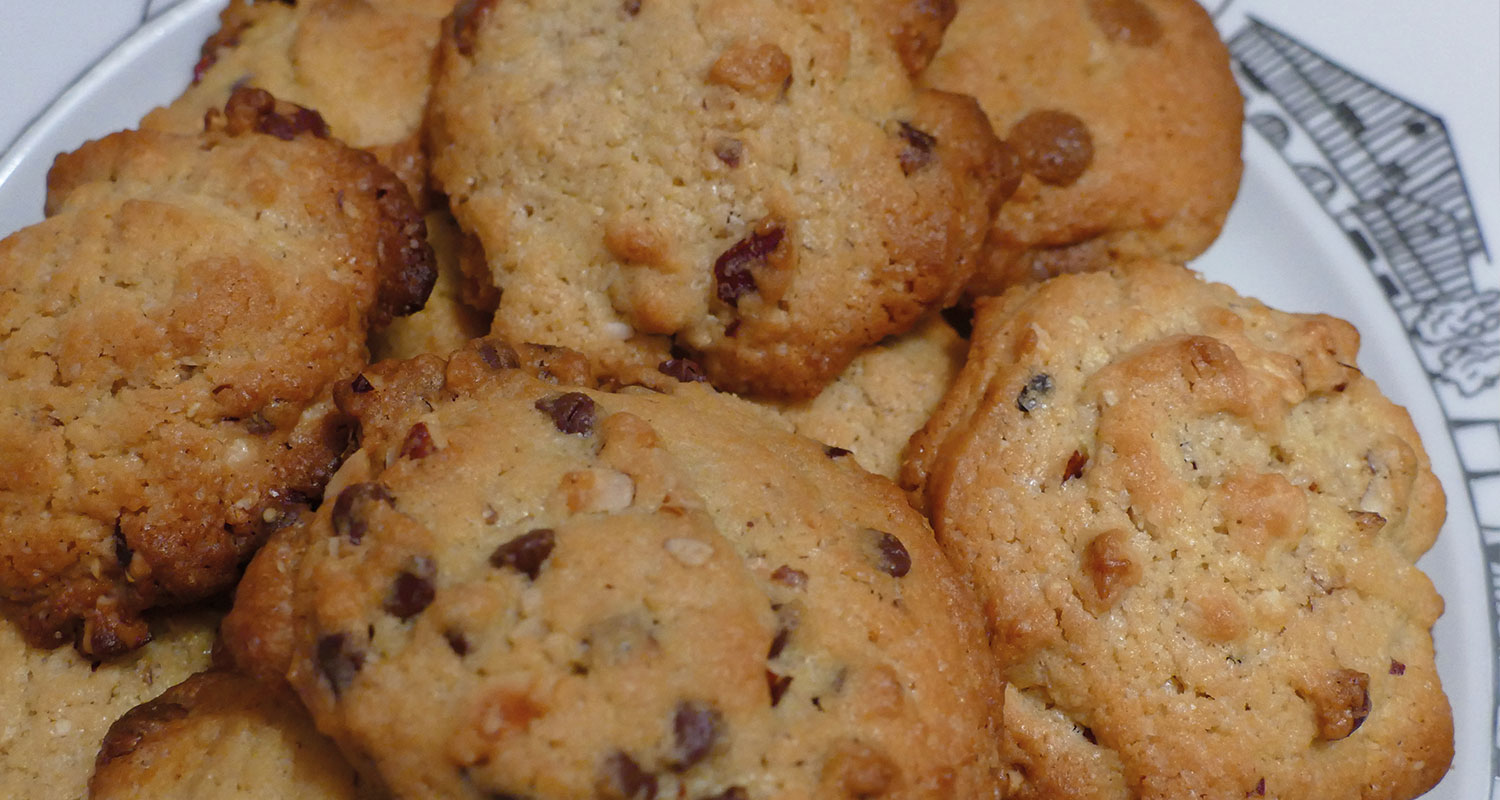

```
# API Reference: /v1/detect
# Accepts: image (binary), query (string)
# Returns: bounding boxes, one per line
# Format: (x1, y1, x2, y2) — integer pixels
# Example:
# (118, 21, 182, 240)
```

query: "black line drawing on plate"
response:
(1220, 12, 1500, 795)
(1229, 16, 1498, 398)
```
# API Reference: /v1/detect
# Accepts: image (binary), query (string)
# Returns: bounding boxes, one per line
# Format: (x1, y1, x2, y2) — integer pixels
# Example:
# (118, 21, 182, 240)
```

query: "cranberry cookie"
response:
(225, 337, 1005, 799)
(144, 0, 456, 201)
(427, 0, 1011, 398)
(926, 0, 1243, 293)
(904, 261, 1451, 800)
(0, 89, 433, 658)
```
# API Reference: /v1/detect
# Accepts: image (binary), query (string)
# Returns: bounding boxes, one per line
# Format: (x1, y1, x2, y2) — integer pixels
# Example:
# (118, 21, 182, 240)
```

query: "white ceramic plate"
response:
(2, 1, 1496, 797)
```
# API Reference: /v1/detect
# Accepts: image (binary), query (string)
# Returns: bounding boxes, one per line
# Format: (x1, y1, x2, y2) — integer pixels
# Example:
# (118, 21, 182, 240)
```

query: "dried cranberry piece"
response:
(401, 422, 438, 459)
(713, 224, 784, 306)
(535, 392, 597, 435)
(713, 138, 743, 167)
(1063, 449, 1088, 483)
(823, 445, 852, 459)
(896, 121, 937, 174)
(767, 671, 793, 706)
(350, 373, 374, 394)
(770, 565, 807, 588)
(598, 752, 658, 799)
(490, 529, 557, 580)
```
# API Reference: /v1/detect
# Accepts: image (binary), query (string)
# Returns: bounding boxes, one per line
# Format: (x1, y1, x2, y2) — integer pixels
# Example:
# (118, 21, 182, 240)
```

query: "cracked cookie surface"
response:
(0, 89, 433, 658)
(904, 261, 1451, 800)
(226, 337, 1004, 799)
(427, 0, 1010, 398)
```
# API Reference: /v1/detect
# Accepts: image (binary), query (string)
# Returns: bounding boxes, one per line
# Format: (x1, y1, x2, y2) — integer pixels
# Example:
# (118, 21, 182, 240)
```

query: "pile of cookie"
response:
(0, 0, 1453, 798)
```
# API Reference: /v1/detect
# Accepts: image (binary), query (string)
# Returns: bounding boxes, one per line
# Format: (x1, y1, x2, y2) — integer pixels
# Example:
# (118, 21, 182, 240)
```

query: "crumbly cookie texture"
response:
(903, 261, 1451, 800)
(0, 89, 434, 658)
(225, 337, 1005, 799)
(143, 0, 456, 201)
(427, 0, 1011, 399)
(90, 669, 376, 800)
(371, 209, 492, 362)
(0, 611, 216, 800)
(756, 314, 967, 479)
(925, 0, 1243, 293)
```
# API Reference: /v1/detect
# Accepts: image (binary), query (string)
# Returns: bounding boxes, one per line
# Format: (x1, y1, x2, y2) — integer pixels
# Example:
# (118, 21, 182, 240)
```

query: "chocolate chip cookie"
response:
(0, 88, 433, 658)
(925, 0, 1243, 293)
(904, 261, 1451, 800)
(427, 0, 1011, 398)
(90, 669, 373, 800)
(225, 337, 1005, 799)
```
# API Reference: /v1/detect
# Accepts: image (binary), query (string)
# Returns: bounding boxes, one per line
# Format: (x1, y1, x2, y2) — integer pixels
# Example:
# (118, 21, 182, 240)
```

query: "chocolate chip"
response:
(317, 633, 364, 696)
(446, 630, 471, 656)
(598, 752, 658, 800)
(823, 445, 852, 459)
(714, 138, 743, 167)
(658, 358, 708, 383)
(401, 422, 438, 459)
(1016, 373, 1054, 413)
(895, 121, 937, 175)
(350, 373, 374, 394)
(1389, 659, 1406, 676)
(713, 222, 785, 306)
(490, 529, 556, 580)
(767, 671, 793, 706)
(385, 557, 437, 620)
(770, 565, 807, 588)
(1010, 110, 1093, 186)
(330, 483, 395, 545)
(535, 392, 597, 435)
(477, 340, 520, 370)
(700, 789, 748, 800)
(867, 530, 911, 578)
(622, 0, 642, 14)
(1063, 449, 1088, 483)
(671, 701, 723, 770)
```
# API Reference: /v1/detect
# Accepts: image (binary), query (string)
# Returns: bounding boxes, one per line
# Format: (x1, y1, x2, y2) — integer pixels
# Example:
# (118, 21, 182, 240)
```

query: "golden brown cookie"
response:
(925, 0, 1243, 293)
(370, 209, 492, 362)
(903, 261, 1451, 800)
(756, 313, 968, 479)
(0, 89, 434, 658)
(89, 670, 375, 800)
(0, 612, 216, 800)
(427, 0, 1011, 399)
(144, 0, 456, 201)
(225, 337, 1005, 799)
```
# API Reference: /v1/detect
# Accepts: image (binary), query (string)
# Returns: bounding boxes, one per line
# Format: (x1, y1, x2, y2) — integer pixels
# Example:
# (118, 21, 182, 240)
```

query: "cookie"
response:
(0, 88, 434, 658)
(427, 0, 1012, 399)
(924, 0, 1243, 293)
(371, 209, 492, 362)
(90, 670, 373, 800)
(756, 313, 967, 479)
(0, 612, 216, 800)
(143, 0, 456, 201)
(903, 261, 1452, 799)
(225, 337, 1005, 799)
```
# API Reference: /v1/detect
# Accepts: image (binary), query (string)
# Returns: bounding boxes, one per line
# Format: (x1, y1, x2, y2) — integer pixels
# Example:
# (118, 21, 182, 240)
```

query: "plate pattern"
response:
(1215, 7, 1500, 794)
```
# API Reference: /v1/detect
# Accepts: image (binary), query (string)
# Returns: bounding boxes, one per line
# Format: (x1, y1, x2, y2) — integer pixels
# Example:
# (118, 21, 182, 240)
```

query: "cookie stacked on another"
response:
(0, 88, 433, 658)
(144, 0, 458, 202)
(926, 0, 1244, 293)
(904, 261, 1452, 800)
(224, 337, 1006, 799)
(427, 0, 1013, 398)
